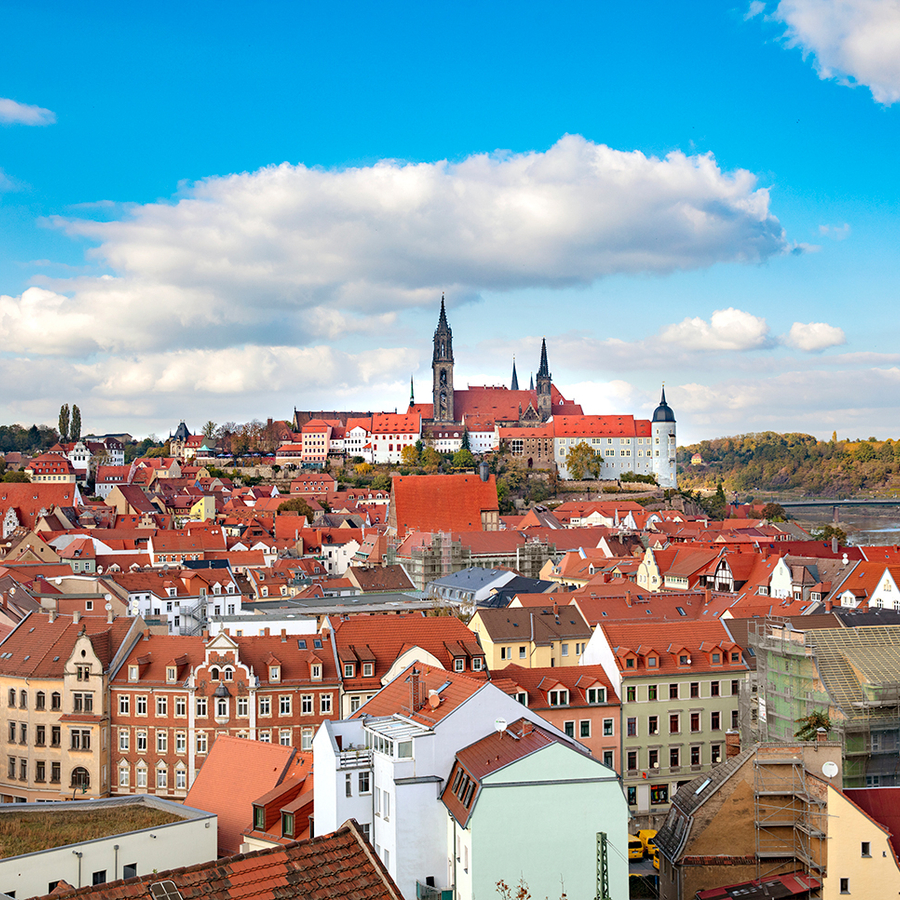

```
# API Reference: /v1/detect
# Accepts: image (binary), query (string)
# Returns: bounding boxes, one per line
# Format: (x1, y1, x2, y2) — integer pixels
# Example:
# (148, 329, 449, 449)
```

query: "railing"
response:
(338, 749, 373, 769)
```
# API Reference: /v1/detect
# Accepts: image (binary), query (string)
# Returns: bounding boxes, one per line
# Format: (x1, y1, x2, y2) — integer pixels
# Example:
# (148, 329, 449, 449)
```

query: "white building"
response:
(313, 664, 624, 900)
(0, 795, 215, 898)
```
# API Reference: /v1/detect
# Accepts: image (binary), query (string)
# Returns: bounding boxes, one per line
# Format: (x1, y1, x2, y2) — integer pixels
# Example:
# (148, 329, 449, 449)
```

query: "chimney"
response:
(832, 536, 838, 553)
(625, 590, 632, 607)
(263, 627, 270, 637)
(816, 726, 828, 743)
(409, 667, 420, 712)
(73, 611, 81, 624)
(725, 729, 741, 758)
(107, 604, 114, 625)
(825, 599, 833, 612)
(521, 720, 533, 737)
(281, 629, 287, 642)
(49, 609, 56, 624)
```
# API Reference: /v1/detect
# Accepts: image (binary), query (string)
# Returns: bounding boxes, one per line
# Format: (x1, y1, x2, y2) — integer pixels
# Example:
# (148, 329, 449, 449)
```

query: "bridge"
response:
(777, 499, 900, 508)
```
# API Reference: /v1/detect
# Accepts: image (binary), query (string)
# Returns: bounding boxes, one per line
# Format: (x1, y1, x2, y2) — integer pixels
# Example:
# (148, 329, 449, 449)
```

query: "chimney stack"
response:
(409, 667, 420, 712)
(73, 611, 81, 624)
(725, 729, 741, 758)
(816, 727, 828, 743)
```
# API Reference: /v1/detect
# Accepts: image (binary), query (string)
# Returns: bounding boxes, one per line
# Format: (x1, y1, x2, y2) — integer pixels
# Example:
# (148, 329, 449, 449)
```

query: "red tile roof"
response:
(390, 473, 499, 535)
(184, 735, 304, 855)
(35, 820, 404, 900)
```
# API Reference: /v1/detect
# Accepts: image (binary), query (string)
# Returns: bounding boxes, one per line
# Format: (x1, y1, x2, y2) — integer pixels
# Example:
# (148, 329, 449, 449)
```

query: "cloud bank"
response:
(0, 98, 56, 126)
(0, 135, 789, 359)
(774, 0, 900, 104)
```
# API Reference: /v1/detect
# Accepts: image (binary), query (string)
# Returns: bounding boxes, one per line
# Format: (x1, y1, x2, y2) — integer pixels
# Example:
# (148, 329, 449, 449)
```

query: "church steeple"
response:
(432, 294, 455, 422)
(511, 356, 519, 391)
(409, 375, 415, 407)
(536, 338, 552, 420)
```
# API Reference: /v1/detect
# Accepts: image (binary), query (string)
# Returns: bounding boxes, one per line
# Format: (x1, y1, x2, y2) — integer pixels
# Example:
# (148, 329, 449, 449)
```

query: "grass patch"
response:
(0, 806, 182, 858)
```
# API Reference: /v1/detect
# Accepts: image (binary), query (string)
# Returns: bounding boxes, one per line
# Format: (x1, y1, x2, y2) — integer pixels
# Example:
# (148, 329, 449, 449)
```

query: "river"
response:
(789, 505, 900, 547)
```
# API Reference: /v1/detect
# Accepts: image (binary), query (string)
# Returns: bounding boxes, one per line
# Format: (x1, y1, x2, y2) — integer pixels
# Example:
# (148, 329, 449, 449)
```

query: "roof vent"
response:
(150, 883, 184, 900)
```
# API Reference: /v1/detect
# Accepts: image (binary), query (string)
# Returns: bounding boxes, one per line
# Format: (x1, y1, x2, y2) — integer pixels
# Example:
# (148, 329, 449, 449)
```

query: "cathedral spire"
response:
(537, 338, 550, 378)
(410, 375, 415, 407)
(529, 373, 534, 391)
(511, 356, 519, 391)
(438, 293, 449, 330)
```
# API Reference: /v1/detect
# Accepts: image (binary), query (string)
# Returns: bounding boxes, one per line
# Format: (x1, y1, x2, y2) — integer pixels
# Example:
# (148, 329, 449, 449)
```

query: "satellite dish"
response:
(822, 761, 839, 778)
(494, 718, 507, 733)
(428, 692, 441, 710)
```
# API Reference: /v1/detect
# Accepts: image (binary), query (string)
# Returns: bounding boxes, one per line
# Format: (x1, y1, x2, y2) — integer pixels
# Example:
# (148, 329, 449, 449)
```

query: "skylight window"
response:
(150, 882, 183, 900)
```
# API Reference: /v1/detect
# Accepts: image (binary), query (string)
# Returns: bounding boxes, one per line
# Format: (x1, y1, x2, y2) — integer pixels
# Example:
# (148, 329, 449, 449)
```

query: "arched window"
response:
(35, 692, 45, 711)
(71, 767, 90, 790)
(210, 667, 220, 681)
(118, 762, 130, 787)
(222, 667, 234, 682)
(19, 690, 26, 709)
(51, 692, 61, 711)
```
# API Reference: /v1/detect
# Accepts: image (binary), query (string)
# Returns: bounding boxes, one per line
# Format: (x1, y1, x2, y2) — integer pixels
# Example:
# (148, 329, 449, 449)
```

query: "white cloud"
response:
(783, 321, 847, 351)
(0, 135, 789, 358)
(774, 0, 900, 104)
(0, 98, 56, 126)
(745, 1, 767, 20)
(659, 308, 773, 351)
(819, 222, 851, 240)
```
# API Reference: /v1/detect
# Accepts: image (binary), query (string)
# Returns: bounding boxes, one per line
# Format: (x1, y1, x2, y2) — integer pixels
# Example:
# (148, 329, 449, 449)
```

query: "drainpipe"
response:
(114, 844, 119, 881)
(73, 850, 83, 888)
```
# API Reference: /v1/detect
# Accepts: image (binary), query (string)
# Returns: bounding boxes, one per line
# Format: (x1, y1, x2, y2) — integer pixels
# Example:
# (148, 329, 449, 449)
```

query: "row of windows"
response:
(499, 644, 586, 663)
(7, 723, 69, 748)
(624, 651, 741, 670)
(117, 726, 315, 755)
(118, 760, 185, 791)
(115, 693, 331, 717)
(7, 757, 68, 784)
(624, 679, 741, 702)
(7, 689, 66, 710)
(625, 743, 724, 774)
(627, 709, 737, 737)
(626, 709, 739, 738)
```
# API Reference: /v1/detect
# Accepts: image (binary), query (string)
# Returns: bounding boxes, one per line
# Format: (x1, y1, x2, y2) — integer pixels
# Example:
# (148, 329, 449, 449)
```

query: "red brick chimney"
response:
(725, 729, 741, 758)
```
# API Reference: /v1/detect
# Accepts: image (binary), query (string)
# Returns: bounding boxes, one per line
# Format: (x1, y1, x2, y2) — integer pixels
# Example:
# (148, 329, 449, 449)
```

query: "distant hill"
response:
(677, 432, 900, 497)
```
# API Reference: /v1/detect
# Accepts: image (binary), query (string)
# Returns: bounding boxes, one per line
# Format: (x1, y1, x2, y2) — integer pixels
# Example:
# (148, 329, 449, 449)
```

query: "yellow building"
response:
(826, 785, 900, 899)
(468, 605, 591, 670)
(0, 611, 145, 802)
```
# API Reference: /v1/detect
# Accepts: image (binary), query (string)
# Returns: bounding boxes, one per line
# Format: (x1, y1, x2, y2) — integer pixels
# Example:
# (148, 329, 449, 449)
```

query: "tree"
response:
(811, 524, 847, 544)
(761, 502, 787, 522)
(58, 404, 70, 443)
(400, 444, 419, 467)
(355, 462, 372, 476)
(794, 710, 830, 741)
(201, 420, 218, 439)
(2, 471, 30, 483)
(277, 497, 315, 522)
(453, 448, 475, 468)
(422, 447, 441, 470)
(461, 430, 470, 451)
(71, 405, 81, 442)
(565, 441, 600, 480)
(371, 473, 391, 491)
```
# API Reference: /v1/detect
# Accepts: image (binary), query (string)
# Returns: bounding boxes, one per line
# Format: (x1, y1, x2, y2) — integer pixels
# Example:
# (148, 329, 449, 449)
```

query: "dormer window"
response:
(129, 665, 139, 681)
(362, 662, 374, 678)
(647, 656, 658, 668)
(471, 657, 483, 671)
(311, 664, 322, 681)
(625, 658, 635, 668)
(712, 653, 721, 664)
(549, 689, 568, 707)
(167, 587, 177, 597)
(213, 584, 221, 595)
(270, 665, 281, 682)
(587, 687, 605, 704)
(679, 655, 689, 666)
(344, 663, 355, 678)
(453, 658, 465, 672)
(166, 666, 177, 683)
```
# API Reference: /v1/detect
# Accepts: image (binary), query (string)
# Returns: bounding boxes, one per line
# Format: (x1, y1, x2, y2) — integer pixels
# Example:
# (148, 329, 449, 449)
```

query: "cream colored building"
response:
(0, 612, 145, 802)
(823, 784, 900, 899)
(468, 605, 591, 670)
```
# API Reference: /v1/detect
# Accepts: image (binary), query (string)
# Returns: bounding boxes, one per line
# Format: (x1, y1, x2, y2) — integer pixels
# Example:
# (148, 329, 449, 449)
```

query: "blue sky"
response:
(1, 0, 899, 443)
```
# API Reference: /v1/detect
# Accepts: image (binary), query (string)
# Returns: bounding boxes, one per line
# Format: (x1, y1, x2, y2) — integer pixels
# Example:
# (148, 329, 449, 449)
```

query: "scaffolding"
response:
(750, 620, 900, 788)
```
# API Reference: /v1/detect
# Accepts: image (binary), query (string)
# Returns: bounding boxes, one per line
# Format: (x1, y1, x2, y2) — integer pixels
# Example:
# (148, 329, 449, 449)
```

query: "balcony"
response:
(339, 749, 373, 769)
(417, 883, 452, 900)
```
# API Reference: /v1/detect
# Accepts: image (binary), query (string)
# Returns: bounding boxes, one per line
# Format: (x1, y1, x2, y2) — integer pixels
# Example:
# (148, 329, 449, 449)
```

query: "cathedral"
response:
(415, 296, 583, 428)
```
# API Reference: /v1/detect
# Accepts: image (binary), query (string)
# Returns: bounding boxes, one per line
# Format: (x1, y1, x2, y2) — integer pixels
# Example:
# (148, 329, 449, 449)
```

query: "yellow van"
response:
(628, 834, 644, 859)
(638, 829, 658, 857)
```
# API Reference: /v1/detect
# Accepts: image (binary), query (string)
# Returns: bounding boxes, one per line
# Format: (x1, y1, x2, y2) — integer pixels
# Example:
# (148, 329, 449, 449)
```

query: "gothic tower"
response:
(536, 338, 552, 420)
(432, 295, 455, 422)
(510, 356, 519, 391)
